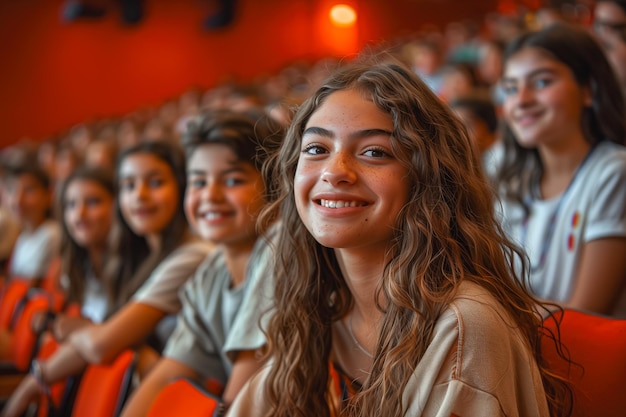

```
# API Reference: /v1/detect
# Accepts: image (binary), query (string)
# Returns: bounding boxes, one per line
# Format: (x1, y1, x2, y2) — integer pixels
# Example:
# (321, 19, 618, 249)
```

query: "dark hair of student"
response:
(57, 166, 115, 304)
(498, 23, 626, 213)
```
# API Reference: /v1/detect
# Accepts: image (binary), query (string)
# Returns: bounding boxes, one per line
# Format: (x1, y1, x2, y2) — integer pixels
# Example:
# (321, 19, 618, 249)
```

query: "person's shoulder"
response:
(445, 281, 518, 337)
(581, 142, 626, 186)
(154, 239, 215, 277)
(40, 219, 61, 235)
(30, 219, 61, 243)
(590, 142, 626, 167)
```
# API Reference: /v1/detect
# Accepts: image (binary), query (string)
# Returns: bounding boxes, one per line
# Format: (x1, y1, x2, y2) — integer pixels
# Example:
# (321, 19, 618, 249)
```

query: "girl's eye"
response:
(85, 197, 102, 207)
(363, 147, 389, 158)
(120, 181, 134, 191)
(533, 78, 551, 89)
(190, 178, 206, 188)
(224, 177, 244, 187)
(501, 84, 517, 96)
(302, 144, 327, 155)
(148, 178, 164, 188)
(66, 200, 77, 209)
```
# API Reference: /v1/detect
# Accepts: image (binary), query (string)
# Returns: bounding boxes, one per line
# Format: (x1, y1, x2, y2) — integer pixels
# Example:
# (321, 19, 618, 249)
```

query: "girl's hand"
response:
(52, 315, 92, 342)
(0, 374, 40, 417)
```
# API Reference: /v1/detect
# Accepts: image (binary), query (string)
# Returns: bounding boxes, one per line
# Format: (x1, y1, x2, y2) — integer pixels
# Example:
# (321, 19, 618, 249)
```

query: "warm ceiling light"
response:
(329, 4, 357, 28)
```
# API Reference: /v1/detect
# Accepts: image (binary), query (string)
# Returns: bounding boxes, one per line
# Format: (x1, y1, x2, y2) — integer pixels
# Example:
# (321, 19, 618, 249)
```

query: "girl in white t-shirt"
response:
(497, 23, 626, 317)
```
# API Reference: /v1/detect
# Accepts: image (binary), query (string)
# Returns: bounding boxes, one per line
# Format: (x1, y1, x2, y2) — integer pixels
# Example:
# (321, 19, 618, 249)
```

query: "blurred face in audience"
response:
(64, 179, 114, 249)
(594, 1, 626, 90)
(5, 173, 50, 230)
(501, 47, 591, 149)
(118, 153, 179, 240)
(185, 144, 265, 251)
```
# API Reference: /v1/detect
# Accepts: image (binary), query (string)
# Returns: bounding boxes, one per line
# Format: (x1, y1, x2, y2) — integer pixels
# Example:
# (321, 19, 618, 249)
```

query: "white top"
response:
(227, 281, 549, 417)
(9, 219, 61, 280)
(499, 142, 626, 317)
(81, 275, 108, 323)
(61, 270, 108, 323)
(164, 228, 276, 385)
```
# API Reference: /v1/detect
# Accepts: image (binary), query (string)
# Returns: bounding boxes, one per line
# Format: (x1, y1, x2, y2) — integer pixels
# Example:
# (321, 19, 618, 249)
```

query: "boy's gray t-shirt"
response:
(163, 229, 276, 385)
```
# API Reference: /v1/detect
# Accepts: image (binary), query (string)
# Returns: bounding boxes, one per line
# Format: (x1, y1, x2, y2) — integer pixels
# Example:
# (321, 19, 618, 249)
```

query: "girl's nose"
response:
(76, 202, 87, 217)
(135, 182, 149, 199)
(514, 83, 535, 106)
(204, 180, 224, 202)
(321, 152, 357, 186)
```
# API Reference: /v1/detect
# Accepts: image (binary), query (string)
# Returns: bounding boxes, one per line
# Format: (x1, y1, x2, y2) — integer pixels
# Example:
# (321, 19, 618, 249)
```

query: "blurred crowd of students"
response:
(1, 1, 626, 416)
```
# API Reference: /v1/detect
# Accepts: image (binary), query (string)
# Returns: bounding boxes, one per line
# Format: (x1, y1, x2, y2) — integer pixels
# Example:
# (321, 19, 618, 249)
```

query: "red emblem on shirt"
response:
(571, 211, 580, 227)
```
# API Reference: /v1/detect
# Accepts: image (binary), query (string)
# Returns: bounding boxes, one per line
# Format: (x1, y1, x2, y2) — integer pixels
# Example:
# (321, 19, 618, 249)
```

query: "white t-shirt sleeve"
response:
(584, 153, 626, 241)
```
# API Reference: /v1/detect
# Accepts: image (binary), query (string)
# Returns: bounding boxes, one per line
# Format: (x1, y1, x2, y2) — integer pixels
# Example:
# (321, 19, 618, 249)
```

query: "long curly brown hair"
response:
(257, 57, 572, 417)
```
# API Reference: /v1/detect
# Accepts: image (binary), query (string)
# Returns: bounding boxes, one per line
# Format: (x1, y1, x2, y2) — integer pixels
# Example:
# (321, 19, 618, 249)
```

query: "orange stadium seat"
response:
(542, 308, 626, 417)
(70, 349, 137, 417)
(146, 377, 223, 417)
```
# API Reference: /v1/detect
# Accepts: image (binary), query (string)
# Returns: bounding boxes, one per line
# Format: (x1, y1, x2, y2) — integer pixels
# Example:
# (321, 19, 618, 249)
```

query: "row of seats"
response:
(79, 309, 626, 417)
(1, 275, 625, 417)
(0, 274, 221, 416)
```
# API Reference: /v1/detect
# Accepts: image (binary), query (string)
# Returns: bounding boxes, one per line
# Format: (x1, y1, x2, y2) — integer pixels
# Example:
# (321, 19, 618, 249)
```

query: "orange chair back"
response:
(71, 349, 136, 417)
(0, 279, 30, 330)
(542, 308, 626, 417)
(146, 378, 222, 417)
(9, 292, 51, 371)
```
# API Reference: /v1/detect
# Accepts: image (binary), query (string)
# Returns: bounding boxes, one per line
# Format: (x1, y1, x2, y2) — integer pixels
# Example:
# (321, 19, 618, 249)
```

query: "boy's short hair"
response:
(182, 108, 284, 172)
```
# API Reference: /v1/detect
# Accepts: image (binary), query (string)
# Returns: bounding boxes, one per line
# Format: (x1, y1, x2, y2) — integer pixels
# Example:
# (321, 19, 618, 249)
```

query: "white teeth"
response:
(203, 212, 222, 220)
(320, 199, 362, 209)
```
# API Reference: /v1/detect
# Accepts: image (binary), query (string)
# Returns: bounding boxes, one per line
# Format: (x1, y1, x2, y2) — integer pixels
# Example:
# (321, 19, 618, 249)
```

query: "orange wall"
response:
(0, 0, 495, 146)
